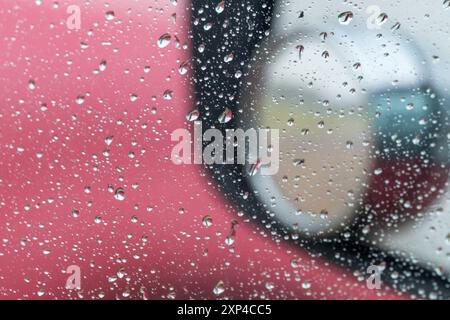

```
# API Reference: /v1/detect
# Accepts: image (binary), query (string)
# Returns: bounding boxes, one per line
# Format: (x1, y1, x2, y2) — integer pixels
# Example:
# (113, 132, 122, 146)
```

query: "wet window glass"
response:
(0, 0, 450, 301)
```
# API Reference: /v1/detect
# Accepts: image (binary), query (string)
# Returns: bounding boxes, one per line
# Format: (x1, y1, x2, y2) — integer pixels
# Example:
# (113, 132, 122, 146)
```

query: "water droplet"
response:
(75, 95, 85, 105)
(248, 160, 262, 176)
(114, 187, 126, 201)
(213, 281, 225, 295)
(203, 23, 213, 31)
(302, 281, 311, 289)
(130, 93, 138, 102)
(225, 220, 237, 246)
(319, 32, 328, 41)
(338, 11, 353, 25)
(406, 102, 414, 110)
(443, 0, 450, 9)
(99, 60, 107, 72)
(186, 109, 200, 122)
(71, 209, 80, 218)
(157, 33, 171, 48)
(202, 215, 213, 227)
(296, 44, 304, 59)
(322, 50, 330, 59)
(28, 79, 36, 90)
(215, 1, 225, 14)
(376, 13, 388, 25)
(163, 89, 173, 100)
(225, 234, 235, 246)
(178, 60, 189, 75)
(105, 11, 115, 21)
(105, 135, 113, 146)
(171, 13, 177, 24)
(224, 53, 234, 63)
(353, 62, 361, 70)
(287, 118, 295, 126)
(265, 282, 275, 291)
(198, 44, 205, 53)
(218, 108, 233, 124)
(391, 22, 401, 31)
(293, 159, 305, 167)
(290, 257, 302, 268)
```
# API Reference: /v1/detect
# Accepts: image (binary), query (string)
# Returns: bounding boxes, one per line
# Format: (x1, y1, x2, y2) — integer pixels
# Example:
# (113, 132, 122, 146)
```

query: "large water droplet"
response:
(215, 1, 225, 14)
(114, 187, 126, 201)
(338, 11, 353, 25)
(99, 60, 107, 72)
(157, 33, 171, 48)
(75, 95, 85, 105)
(105, 135, 113, 146)
(202, 215, 213, 227)
(391, 22, 401, 31)
(178, 61, 189, 75)
(186, 109, 200, 122)
(218, 108, 233, 123)
(213, 281, 225, 295)
(71, 209, 80, 218)
(296, 44, 304, 59)
(163, 89, 173, 100)
(105, 11, 115, 21)
(444, 0, 450, 9)
(224, 53, 234, 63)
(28, 79, 36, 90)
(376, 13, 388, 25)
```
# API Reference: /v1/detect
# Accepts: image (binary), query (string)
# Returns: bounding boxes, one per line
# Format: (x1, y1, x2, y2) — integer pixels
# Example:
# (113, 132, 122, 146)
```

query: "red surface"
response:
(0, 0, 404, 299)
(366, 158, 449, 221)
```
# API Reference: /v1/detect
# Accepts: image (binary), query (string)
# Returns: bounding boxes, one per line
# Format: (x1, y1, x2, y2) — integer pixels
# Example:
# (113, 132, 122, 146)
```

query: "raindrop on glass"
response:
(114, 187, 126, 201)
(99, 60, 107, 72)
(202, 215, 213, 227)
(28, 79, 36, 90)
(75, 95, 85, 105)
(213, 281, 225, 296)
(186, 109, 200, 122)
(105, 11, 115, 21)
(178, 61, 189, 75)
(391, 22, 401, 31)
(376, 13, 388, 25)
(444, 0, 450, 9)
(215, 1, 225, 14)
(338, 11, 353, 25)
(218, 108, 233, 124)
(157, 33, 171, 48)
